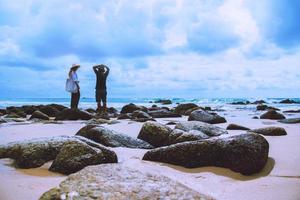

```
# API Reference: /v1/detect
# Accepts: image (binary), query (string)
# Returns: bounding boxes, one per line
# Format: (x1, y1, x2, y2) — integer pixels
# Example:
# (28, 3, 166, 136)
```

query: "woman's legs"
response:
(71, 90, 80, 109)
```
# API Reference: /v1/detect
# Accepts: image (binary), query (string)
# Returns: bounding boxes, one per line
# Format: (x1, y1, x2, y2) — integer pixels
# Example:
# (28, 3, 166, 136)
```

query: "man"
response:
(93, 64, 110, 113)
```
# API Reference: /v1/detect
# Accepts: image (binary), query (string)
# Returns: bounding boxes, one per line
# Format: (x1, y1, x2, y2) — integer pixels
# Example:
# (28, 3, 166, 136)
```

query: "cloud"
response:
(0, 0, 300, 98)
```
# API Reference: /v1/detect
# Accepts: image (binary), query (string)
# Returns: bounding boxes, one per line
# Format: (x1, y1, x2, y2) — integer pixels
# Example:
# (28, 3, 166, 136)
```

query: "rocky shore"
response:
(0, 101, 300, 200)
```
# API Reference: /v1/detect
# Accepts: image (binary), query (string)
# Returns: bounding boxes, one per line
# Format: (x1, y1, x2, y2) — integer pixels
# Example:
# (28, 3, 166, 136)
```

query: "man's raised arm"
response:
(93, 65, 98, 73)
(104, 66, 110, 76)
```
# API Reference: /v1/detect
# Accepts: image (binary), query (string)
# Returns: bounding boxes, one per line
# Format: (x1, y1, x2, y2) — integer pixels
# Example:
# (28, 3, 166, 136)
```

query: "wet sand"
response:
(0, 111, 300, 200)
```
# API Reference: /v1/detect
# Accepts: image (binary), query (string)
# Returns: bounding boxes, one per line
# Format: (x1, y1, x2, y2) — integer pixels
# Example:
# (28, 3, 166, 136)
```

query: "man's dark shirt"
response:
(95, 69, 109, 90)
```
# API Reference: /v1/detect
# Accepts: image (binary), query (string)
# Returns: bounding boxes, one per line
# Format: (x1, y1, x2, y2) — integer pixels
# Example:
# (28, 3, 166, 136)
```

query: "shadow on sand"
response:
(159, 157, 275, 181)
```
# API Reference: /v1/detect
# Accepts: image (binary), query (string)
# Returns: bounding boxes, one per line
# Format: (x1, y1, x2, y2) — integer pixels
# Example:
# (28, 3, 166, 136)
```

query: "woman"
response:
(69, 64, 80, 109)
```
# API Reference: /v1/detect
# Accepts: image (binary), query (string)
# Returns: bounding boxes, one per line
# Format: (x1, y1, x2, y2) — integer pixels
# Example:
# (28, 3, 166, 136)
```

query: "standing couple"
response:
(67, 64, 110, 113)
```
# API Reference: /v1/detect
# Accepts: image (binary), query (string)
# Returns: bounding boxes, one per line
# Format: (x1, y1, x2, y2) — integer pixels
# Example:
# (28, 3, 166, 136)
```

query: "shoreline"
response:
(0, 104, 300, 199)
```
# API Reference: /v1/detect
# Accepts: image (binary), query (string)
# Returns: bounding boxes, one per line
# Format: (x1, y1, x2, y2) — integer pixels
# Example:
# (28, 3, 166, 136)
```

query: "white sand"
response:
(0, 111, 300, 200)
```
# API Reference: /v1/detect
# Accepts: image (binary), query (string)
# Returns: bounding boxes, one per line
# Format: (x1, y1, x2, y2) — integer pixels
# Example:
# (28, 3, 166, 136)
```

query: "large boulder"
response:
(143, 133, 269, 175)
(137, 122, 172, 147)
(40, 164, 209, 200)
(148, 109, 181, 118)
(174, 103, 199, 115)
(188, 109, 226, 124)
(175, 121, 228, 137)
(260, 110, 285, 120)
(55, 108, 92, 120)
(226, 123, 250, 130)
(120, 103, 147, 114)
(250, 127, 287, 136)
(138, 122, 211, 147)
(49, 140, 117, 175)
(76, 125, 153, 149)
(29, 110, 50, 120)
(0, 136, 117, 171)
(279, 99, 297, 104)
(278, 118, 300, 124)
(0, 136, 79, 168)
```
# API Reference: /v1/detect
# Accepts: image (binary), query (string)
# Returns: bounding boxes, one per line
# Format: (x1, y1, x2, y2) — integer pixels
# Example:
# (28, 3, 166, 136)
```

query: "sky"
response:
(0, 0, 299, 99)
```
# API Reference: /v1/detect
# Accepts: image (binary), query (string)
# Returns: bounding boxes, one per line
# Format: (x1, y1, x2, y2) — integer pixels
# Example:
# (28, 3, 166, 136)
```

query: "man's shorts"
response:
(96, 90, 107, 103)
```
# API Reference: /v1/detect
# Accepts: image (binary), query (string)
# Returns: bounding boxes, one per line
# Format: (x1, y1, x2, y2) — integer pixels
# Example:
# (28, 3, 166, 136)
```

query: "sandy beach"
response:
(0, 109, 299, 200)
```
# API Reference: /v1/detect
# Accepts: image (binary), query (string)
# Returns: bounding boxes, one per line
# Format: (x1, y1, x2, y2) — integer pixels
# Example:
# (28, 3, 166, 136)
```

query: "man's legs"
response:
(97, 101, 102, 113)
(101, 90, 107, 113)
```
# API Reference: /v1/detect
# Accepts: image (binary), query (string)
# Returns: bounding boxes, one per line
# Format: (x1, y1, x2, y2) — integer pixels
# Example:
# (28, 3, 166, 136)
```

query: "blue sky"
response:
(0, 0, 299, 98)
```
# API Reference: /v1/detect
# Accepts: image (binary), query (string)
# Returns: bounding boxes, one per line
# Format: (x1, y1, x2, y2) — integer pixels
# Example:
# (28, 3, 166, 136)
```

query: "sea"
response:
(0, 97, 300, 111)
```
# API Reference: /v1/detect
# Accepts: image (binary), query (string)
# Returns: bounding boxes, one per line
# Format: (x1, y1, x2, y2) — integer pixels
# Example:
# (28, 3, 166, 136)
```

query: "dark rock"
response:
(170, 129, 209, 144)
(283, 110, 300, 113)
(21, 105, 36, 115)
(94, 113, 110, 120)
(39, 105, 60, 117)
(0, 118, 7, 124)
(49, 140, 117, 175)
(4, 113, 18, 118)
(107, 107, 118, 114)
(137, 122, 172, 147)
(40, 164, 209, 200)
(86, 118, 110, 125)
(120, 103, 147, 114)
(148, 109, 181, 118)
(256, 104, 279, 111)
(138, 122, 212, 147)
(256, 104, 268, 111)
(133, 118, 156, 122)
(278, 118, 300, 124)
(55, 108, 92, 120)
(175, 121, 228, 136)
(30, 110, 50, 120)
(0, 109, 7, 115)
(0, 136, 80, 168)
(47, 104, 67, 111)
(117, 113, 131, 119)
(165, 121, 178, 125)
(230, 101, 250, 105)
(132, 110, 152, 119)
(174, 103, 199, 115)
(154, 99, 172, 105)
(226, 124, 250, 130)
(250, 127, 287, 136)
(252, 116, 259, 119)
(184, 107, 201, 115)
(252, 100, 267, 104)
(260, 109, 285, 120)
(204, 106, 212, 111)
(85, 108, 96, 113)
(188, 109, 226, 124)
(76, 125, 153, 149)
(279, 99, 297, 104)
(143, 133, 269, 175)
